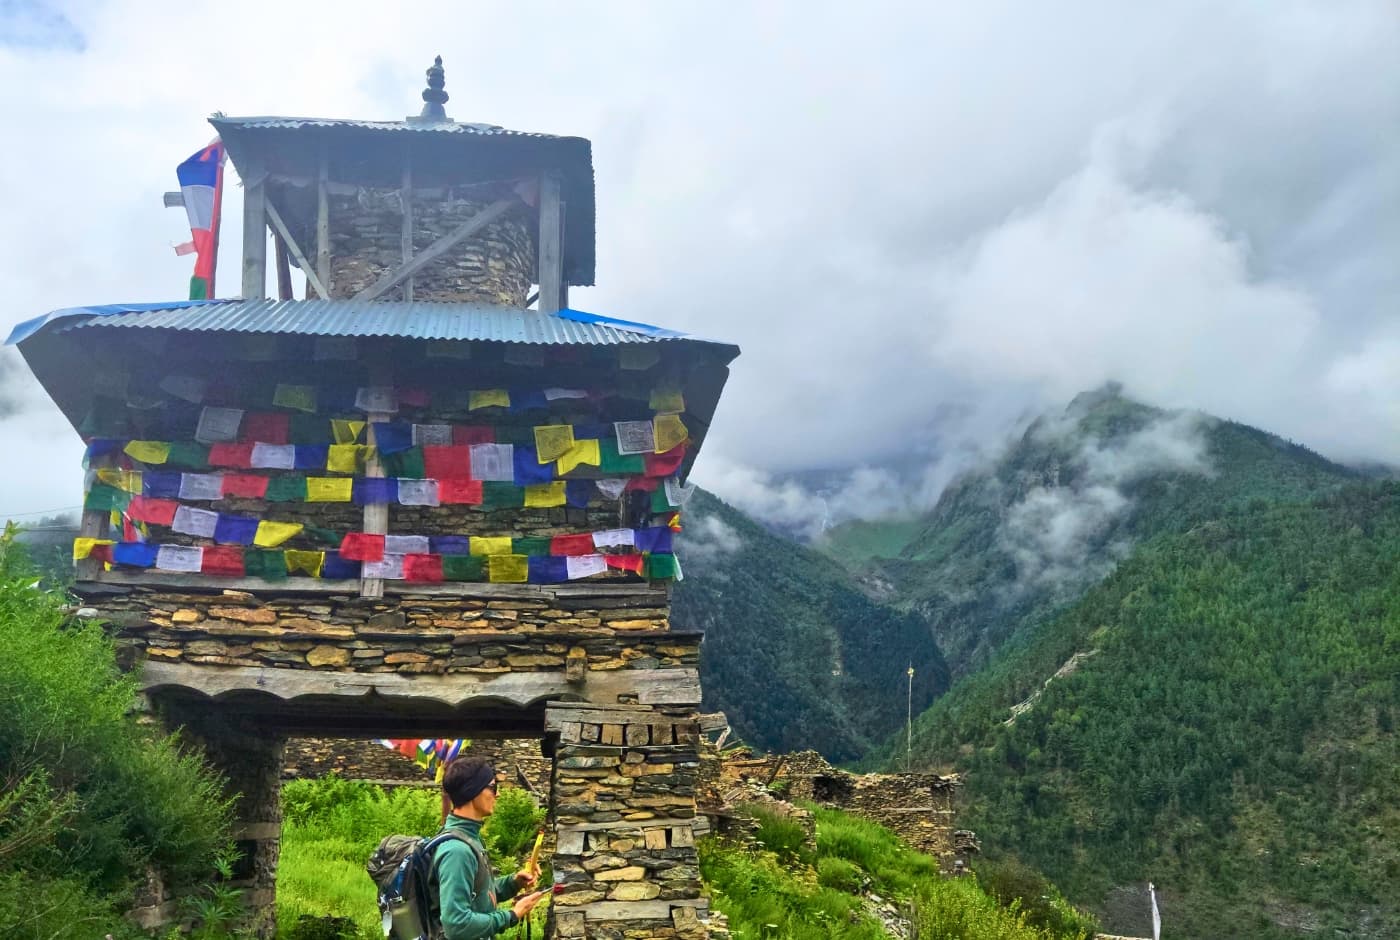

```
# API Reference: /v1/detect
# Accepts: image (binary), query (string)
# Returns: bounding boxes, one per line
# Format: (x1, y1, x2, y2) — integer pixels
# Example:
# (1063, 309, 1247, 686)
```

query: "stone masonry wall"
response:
(327, 184, 534, 305)
(547, 703, 709, 940)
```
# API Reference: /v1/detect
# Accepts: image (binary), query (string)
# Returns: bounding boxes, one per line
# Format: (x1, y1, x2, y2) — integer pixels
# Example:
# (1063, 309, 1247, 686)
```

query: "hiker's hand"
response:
(512, 889, 547, 921)
(514, 867, 539, 889)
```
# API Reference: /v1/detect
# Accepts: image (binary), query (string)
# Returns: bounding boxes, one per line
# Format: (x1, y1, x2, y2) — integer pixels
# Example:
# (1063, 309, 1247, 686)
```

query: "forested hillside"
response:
(825, 387, 1357, 676)
(878, 483, 1400, 938)
(673, 489, 949, 762)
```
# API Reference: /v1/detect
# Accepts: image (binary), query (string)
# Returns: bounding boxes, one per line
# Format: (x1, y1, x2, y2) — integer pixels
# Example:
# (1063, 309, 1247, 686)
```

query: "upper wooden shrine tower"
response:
(7, 57, 738, 940)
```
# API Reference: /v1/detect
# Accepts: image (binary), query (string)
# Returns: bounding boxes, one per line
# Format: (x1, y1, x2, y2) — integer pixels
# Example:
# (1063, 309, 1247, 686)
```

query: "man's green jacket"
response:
(432, 815, 520, 939)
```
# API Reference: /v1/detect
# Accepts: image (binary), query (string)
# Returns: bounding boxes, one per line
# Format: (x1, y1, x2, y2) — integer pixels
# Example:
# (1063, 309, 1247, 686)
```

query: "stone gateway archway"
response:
(13, 57, 737, 939)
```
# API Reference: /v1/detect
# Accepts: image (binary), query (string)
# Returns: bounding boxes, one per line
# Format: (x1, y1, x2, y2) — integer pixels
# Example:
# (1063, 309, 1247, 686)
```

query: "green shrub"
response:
(817, 856, 865, 893)
(975, 857, 1098, 938)
(482, 786, 546, 867)
(812, 806, 939, 898)
(911, 876, 1054, 940)
(746, 805, 811, 864)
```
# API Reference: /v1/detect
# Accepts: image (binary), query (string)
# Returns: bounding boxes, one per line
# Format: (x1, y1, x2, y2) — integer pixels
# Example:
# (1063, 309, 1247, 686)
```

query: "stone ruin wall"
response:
(326, 183, 535, 305)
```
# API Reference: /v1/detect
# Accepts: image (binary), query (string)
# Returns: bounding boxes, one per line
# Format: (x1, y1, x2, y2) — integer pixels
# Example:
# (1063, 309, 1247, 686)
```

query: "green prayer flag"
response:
(599, 440, 645, 475)
(290, 414, 329, 445)
(646, 553, 679, 580)
(382, 447, 425, 479)
(481, 482, 523, 510)
(265, 476, 307, 502)
(442, 555, 485, 581)
(651, 487, 673, 513)
(84, 483, 130, 512)
(303, 525, 340, 546)
(512, 537, 551, 557)
(166, 441, 211, 470)
(78, 397, 131, 439)
(243, 550, 288, 581)
(495, 425, 534, 446)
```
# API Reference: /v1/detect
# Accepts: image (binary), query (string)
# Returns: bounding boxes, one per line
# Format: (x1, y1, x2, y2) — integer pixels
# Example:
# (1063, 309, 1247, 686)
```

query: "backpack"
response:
(368, 831, 493, 940)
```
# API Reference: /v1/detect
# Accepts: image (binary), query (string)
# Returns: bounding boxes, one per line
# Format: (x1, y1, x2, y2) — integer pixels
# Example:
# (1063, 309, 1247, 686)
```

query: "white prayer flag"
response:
(155, 544, 204, 572)
(412, 424, 453, 446)
(362, 554, 406, 580)
(355, 387, 398, 413)
(313, 336, 358, 360)
(171, 505, 219, 538)
(595, 478, 627, 500)
(664, 478, 695, 507)
(385, 535, 431, 555)
(544, 388, 588, 400)
(250, 443, 297, 469)
(614, 420, 655, 455)
(178, 473, 225, 501)
(195, 406, 243, 443)
(397, 479, 440, 507)
(159, 374, 207, 403)
(592, 528, 636, 549)
(565, 554, 608, 580)
(469, 443, 514, 481)
(503, 346, 545, 367)
(1150, 883, 1160, 940)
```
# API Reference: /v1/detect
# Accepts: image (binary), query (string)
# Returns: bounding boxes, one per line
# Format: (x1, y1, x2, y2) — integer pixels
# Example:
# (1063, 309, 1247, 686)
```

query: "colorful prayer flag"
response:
(175, 140, 225, 299)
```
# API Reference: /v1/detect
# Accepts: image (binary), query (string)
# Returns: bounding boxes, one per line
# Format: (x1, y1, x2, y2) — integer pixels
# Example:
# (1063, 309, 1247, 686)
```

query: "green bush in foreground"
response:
(0, 532, 233, 937)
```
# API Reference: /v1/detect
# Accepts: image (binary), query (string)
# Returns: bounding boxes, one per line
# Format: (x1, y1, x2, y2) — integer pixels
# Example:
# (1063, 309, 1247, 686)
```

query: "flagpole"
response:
(906, 664, 914, 772)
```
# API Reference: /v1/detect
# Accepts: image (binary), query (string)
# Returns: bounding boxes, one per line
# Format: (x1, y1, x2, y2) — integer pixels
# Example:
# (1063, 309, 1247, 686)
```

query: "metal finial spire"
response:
(417, 55, 450, 122)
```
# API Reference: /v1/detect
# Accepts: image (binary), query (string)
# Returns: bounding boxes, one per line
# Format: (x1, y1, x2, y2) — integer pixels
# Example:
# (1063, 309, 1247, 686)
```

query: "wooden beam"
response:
(240, 156, 267, 299)
(537, 173, 564, 313)
(352, 198, 516, 301)
(138, 660, 701, 708)
(265, 201, 329, 299)
(400, 158, 414, 301)
(360, 364, 392, 599)
(273, 232, 293, 300)
(316, 149, 330, 296)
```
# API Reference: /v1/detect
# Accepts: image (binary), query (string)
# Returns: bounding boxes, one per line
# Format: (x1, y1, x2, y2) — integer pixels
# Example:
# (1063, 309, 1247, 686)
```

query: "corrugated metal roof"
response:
(18, 299, 736, 355)
(215, 115, 565, 138)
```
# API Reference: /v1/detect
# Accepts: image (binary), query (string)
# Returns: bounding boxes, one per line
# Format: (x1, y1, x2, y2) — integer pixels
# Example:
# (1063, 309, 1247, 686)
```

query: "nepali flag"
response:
(174, 140, 225, 300)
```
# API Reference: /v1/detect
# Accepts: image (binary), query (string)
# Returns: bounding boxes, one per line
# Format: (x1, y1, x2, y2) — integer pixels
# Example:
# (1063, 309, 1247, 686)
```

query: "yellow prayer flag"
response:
(284, 550, 325, 577)
(649, 388, 685, 414)
(97, 468, 143, 493)
(254, 520, 304, 548)
(123, 440, 170, 465)
(534, 424, 575, 462)
(469, 389, 510, 410)
(470, 536, 513, 557)
(653, 414, 689, 453)
(326, 444, 365, 474)
(556, 439, 601, 475)
(331, 419, 366, 444)
(488, 554, 529, 583)
(305, 477, 353, 502)
(72, 538, 113, 561)
(524, 481, 567, 508)
(273, 384, 319, 413)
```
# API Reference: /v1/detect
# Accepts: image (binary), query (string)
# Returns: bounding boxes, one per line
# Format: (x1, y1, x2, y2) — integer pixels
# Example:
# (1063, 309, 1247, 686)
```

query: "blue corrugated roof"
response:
(6, 299, 736, 355)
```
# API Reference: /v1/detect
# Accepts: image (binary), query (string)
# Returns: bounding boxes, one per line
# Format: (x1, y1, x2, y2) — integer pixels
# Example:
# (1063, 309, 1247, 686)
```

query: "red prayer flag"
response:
(644, 443, 687, 478)
(438, 478, 484, 505)
(208, 442, 255, 468)
(550, 533, 596, 556)
(88, 543, 114, 564)
(605, 554, 645, 574)
(625, 477, 660, 492)
(242, 412, 291, 444)
(201, 545, 246, 577)
(128, 496, 179, 526)
(423, 445, 473, 480)
(451, 425, 495, 445)
(398, 388, 431, 407)
(222, 473, 270, 499)
(403, 553, 444, 582)
(339, 532, 385, 562)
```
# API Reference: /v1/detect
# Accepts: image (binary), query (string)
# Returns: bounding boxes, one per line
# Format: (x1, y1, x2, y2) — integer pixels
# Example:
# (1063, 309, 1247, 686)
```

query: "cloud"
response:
(679, 515, 744, 573)
(0, 2, 85, 51)
(997, 411, 1213, 592)
(0, 2, 1396, 525)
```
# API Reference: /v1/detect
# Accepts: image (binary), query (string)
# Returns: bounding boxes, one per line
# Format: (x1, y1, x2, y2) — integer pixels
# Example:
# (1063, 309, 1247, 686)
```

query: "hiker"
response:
(434, 757, 547, 938)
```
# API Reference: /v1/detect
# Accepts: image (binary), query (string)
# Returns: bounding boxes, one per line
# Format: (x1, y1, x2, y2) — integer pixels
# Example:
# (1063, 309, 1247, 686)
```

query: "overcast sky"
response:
(1, 1, 1396, 526)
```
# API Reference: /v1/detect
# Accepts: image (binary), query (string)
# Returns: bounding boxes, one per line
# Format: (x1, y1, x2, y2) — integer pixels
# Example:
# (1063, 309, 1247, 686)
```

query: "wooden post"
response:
(240, 156, 267, 299)
(316, 149, 331, 297)
(75, 458, 113, 581)
(401, 157, 414, 301)
(265, 202, 329, 300)
(360, 365, 393, 599)
(274, 233, 293, 300)
(537, 172, 564, 314)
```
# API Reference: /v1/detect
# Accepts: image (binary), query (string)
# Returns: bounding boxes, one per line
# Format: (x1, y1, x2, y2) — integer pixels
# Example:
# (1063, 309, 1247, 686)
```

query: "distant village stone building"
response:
(9, 59, 738, 939)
